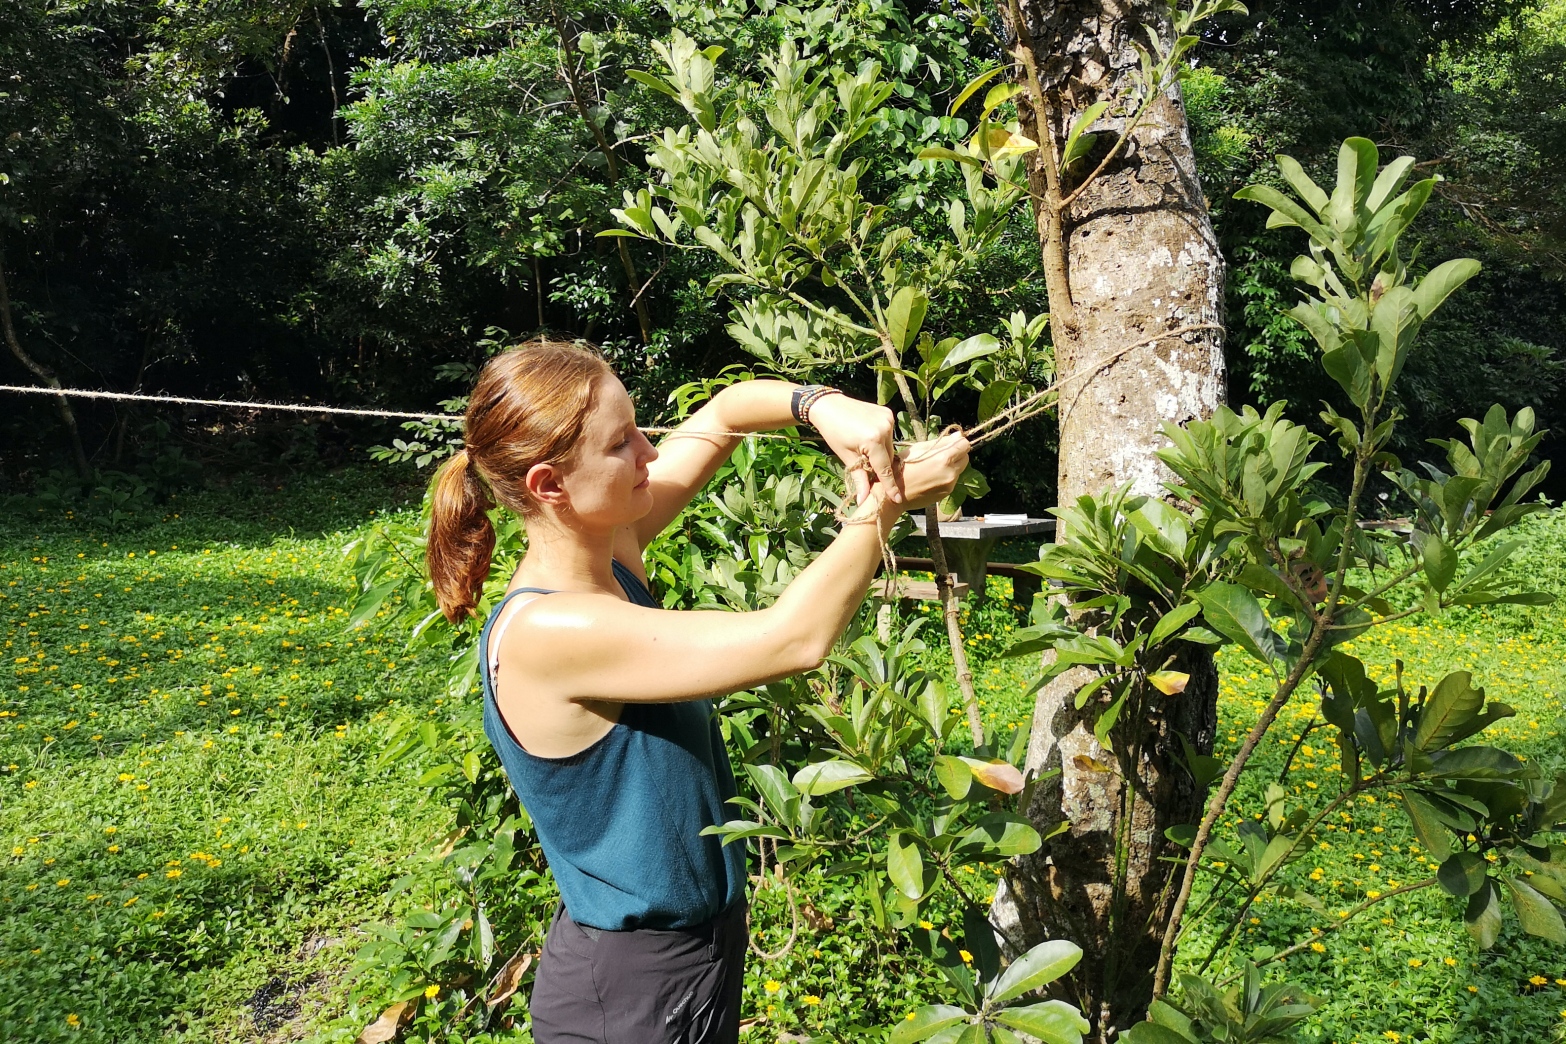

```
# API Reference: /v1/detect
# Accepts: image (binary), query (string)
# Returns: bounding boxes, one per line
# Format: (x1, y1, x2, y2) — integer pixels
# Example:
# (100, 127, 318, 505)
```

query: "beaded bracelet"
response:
(790, 384, 842, 427)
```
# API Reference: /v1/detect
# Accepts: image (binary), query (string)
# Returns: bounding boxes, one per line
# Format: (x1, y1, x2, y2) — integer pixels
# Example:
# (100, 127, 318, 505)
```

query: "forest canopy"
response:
(2, 0, 1563, 506)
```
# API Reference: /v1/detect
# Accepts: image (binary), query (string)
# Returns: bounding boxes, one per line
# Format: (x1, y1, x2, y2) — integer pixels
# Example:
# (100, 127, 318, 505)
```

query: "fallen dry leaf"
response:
(487, 950, 535, 1010)
(358, 1000, 412, 1044)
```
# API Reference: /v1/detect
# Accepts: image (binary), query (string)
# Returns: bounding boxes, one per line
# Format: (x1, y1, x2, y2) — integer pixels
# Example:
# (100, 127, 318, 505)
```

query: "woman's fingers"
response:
(863, 440, 903, 503)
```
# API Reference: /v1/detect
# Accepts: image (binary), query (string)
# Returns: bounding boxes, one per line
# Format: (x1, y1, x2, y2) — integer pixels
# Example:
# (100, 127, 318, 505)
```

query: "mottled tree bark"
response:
(990, 2, 1226, 1038)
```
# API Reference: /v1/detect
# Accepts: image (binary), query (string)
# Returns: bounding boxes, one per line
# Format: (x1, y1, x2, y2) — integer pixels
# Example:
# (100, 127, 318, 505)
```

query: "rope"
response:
(0, 382, 804, 439)
(0, 383, 448, 421)
(2, 322, 1215, 446)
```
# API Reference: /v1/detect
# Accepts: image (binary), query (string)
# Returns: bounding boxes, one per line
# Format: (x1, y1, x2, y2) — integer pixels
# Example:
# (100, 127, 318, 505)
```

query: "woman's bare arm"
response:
(633, 381, 901, 548)
(509, 433, 968, 704)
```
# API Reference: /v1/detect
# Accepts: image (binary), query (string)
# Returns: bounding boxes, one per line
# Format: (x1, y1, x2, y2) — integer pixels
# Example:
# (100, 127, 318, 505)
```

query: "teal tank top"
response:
(479, 559, 748, 930)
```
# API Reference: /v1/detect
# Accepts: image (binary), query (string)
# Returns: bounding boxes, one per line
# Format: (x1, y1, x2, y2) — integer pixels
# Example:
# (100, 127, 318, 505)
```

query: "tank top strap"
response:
(485, 587, 556, 680)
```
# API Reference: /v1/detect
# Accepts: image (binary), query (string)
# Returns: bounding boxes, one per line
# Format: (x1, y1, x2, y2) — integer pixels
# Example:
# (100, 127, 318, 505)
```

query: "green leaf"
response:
(1464, 878, 1503, 948)
(888, 831, 926, 900)
(1410, 258, 1481, 320)
(1149, 601, 1203, 647)
(1275, 154, 1328, 214)
(948, 66, 1006, 116)
(1418, 531, 1457, 594)
(1412, 671, 1483, 751)
(792, 759, 873, 796)
(1437, 852, 1488, 897)
(918, 146, 983, 167)
(624, 68, 680, 99)
(1060, 102, 1109, 168)
(959, 813, 1043, 858)
(890, 1005, 970, 1044)
(887, 287, 929, 352)
(1400, 790, 1454, 862)
(1120, 1023, 1199, 1044)
(941, 333, 1001, 372)
(1193, 582, 1283, 665)
(989, 939, 1084, 1004)
(978, 379, 1019, 423)
(934, 754, 974, 799)
(1429, 745, 1527, 780)
(1505, 876, 1566, 943)
(993, 1000, 1092, 1044)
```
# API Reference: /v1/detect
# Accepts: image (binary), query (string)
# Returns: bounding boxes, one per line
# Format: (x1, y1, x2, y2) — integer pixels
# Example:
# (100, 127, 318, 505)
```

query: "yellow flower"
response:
(803, 995, 821, 1006)
(107, 845, 120, 853)
(1445, 958, 1458, 967)
(1384, 1033, 1400, 1042)
(66, 1014, 80, 1029)
(424, 984, 439, 999)
(1310, 942, 1325, 954)
(56, 878, 69, 887)
(166, 869, 182, 879)
(1366, 890, 1382, 899)
(1467, 985, 1478, 993)
(918, 920, 934, 930)
(1408, 959, 1423, 968)
(764, 980, 781, 994)
(959, 950, 973, 963)
(1531, 975, 1550, 987)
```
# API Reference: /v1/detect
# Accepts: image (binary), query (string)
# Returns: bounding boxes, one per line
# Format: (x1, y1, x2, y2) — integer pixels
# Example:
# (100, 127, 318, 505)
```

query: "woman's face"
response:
(552, 375, 658, 528)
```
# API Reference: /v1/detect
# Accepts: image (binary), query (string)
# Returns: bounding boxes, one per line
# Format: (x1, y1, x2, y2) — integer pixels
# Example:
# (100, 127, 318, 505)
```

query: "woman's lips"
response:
(633, 476, 650, 489)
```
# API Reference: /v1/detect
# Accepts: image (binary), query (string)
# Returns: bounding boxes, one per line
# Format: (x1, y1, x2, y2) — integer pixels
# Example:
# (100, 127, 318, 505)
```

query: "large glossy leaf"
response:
(1505, 876, 1566, 943)
(934, 754, 974, 799)
(948, 66, 1005, 116)
(959, 813, 1042, 858)
(1193, 582, 1284, 665)
(890, 1005, 970, 1044)
(1401, 790, 1455, 862)
(1412, 671, 1483, 751)
(1410, 258, 1481, 320)
(993, 1000, 1091, 1044)
(888, 831, 926, 900)
(886, 287, 928, 352)
(941, 334, 1001, 372)
(792, 759, 873, 796)
(1437, 852, 1488, 897)
(1429, 745, 1528, 780)
(1149, 601, 1203, 647)
(1464, 878, 1503, 948)
(989, 939, 1083, 1004)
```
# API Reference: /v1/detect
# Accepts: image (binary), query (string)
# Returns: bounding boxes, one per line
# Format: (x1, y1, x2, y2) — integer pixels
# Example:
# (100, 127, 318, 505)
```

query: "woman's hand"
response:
(806, 394, 904, 504)
(896, 432, 971, 511)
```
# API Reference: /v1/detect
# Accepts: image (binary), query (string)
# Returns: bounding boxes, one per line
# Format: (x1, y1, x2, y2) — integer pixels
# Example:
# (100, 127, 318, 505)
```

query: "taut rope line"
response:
(1, 322, 1219, 448)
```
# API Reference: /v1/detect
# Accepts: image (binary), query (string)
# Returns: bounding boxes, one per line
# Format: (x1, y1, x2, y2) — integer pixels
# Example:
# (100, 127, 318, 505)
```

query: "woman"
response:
(426, 340, 969, 1044)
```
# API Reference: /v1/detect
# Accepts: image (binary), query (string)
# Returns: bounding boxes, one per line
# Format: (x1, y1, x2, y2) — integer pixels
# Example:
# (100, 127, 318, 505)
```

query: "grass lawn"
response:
(3, 468, 1564, 1042)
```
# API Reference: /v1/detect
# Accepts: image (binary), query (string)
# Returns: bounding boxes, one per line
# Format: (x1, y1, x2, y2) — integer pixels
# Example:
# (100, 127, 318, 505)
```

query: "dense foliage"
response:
(4, 0, 1563, 509)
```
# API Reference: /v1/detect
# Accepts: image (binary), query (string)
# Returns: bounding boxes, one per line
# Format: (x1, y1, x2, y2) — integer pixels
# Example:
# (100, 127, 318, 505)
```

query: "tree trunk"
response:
(991, 2, 1226, 1037)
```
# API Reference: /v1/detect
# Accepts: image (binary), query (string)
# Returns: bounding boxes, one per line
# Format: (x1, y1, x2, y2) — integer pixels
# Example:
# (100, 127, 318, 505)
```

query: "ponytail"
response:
(428, 449, 496, 623)
(425, 338, 612, 623)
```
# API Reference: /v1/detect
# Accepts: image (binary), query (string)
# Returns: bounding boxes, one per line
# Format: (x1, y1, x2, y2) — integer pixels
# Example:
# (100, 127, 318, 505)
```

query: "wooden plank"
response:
(879, 578, 968, 601)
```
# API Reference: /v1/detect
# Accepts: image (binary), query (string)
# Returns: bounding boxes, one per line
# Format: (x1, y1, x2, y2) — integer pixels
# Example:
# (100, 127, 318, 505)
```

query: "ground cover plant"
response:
(1, 467, 1563, 1042)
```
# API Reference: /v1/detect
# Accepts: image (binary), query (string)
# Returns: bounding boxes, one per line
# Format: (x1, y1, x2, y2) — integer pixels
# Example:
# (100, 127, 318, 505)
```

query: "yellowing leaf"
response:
(1072, 754, 1113, 773)
(972, 125, 1038, 158)
(358, 1001, 412, 1044)
(961, 757, 1025, 794)
(1147, 671, 1190, 695)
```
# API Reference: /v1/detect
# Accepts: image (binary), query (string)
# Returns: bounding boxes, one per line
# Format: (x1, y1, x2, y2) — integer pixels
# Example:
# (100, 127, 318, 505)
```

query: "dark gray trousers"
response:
(529, 901, 747, 1044)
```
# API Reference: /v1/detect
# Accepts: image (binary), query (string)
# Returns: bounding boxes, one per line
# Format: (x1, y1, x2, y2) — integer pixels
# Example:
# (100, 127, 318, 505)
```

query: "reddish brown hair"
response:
(428, 339, 614, 623)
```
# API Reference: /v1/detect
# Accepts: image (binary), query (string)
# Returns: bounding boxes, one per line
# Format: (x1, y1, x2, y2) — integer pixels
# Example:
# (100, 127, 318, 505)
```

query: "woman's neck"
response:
(514, 515, 622, 595)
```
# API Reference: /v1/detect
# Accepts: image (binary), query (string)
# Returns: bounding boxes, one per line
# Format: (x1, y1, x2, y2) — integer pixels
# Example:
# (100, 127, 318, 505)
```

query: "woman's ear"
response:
(525, 461, 570, 510)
